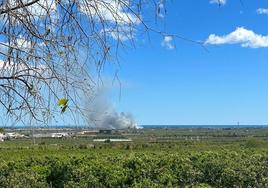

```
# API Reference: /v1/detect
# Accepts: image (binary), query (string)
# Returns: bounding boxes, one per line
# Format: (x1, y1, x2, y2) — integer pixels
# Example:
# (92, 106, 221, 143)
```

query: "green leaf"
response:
(61, 105, 67, 113)
(57, 98, 68, 106)
(58, 98, 68, 113)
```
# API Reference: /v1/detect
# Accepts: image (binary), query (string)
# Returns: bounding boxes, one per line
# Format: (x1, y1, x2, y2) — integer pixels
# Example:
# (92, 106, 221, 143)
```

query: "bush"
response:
(0, 151, 267, 187)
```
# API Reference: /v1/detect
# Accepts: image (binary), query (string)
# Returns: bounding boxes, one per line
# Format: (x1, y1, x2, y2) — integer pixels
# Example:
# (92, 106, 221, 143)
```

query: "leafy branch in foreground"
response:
(0, 0, 169, 123)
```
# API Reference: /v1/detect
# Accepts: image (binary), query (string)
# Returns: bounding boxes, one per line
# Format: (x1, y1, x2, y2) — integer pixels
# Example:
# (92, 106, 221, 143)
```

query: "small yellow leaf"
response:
(57, 98, 68, 106)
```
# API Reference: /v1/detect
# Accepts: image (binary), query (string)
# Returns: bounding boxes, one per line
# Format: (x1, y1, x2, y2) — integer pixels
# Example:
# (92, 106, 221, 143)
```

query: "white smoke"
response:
(85, 89, 137, 129)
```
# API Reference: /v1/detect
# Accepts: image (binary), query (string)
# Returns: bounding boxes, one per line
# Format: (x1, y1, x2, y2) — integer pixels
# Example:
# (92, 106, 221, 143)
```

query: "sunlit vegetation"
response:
(0, 128, 268, 187)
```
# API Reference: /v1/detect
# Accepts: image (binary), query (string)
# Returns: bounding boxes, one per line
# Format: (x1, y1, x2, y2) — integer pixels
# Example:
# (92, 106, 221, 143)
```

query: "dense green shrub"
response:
(1, 150, 267, 187)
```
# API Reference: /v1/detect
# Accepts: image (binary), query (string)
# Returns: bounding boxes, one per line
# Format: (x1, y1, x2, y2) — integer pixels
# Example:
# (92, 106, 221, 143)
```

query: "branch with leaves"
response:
(0, 0, 167, 124)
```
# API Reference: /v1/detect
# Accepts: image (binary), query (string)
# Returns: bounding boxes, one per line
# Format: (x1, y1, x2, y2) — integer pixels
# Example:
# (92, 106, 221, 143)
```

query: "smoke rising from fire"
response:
(85, 89, 137, 129)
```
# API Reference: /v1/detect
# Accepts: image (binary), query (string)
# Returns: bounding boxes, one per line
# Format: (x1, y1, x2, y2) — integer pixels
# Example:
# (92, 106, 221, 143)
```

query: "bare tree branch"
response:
(0, 0, 40, 15)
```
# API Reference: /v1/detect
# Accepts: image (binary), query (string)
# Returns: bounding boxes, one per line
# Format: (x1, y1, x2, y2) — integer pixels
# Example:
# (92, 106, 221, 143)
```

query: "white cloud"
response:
(0, 37, 47, 74)
(209, 0, 227, 6)
(101, 26, 136, 41)
(205, 27, 268, 48)
(2, 0, 140, 42)
(4, 0, 57, 18)
(0, 36, 43, 52)
(78, 0, 141, 41)
(79, 0, 141, 25)
(161, 36, 174, 49)
(0, 59, 48, 75)
(27, 0, 57, 18)
(257, 8, 268, 15)
(14, 38, 33, 49)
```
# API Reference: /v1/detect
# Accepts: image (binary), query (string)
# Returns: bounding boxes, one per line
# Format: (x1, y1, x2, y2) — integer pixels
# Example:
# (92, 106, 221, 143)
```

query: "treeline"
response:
(0, 151, 267, 188)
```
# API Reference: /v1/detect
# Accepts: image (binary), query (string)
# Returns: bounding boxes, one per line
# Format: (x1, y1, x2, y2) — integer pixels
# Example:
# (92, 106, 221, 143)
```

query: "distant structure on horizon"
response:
(99, 129, 113, 134)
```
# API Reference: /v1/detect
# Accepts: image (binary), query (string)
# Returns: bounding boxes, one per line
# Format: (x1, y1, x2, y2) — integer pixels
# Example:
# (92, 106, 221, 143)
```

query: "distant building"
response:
(0, 133, 5, 141)
(51, 132, 69, 138)
(5, 132, 25, 139)
(93, 138, 132, 142)
(79, 130, 99, 135)
(99, 129, 113, 134)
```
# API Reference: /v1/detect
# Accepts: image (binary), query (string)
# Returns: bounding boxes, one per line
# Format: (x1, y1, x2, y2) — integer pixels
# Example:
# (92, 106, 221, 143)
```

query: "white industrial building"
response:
(0, 133, 5, 141)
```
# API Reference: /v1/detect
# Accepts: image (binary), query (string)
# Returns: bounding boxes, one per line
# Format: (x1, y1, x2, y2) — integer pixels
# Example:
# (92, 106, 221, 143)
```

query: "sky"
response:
(107, 0, 268, 125)
(2, 0, 268, 127)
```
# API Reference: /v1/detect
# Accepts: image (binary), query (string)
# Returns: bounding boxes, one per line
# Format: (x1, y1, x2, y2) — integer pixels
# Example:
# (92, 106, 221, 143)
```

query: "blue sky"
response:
(107, 0, 268, 125)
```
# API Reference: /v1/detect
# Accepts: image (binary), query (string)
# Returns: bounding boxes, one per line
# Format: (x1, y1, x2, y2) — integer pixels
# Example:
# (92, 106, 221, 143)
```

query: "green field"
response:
(0, 128, 268, 187)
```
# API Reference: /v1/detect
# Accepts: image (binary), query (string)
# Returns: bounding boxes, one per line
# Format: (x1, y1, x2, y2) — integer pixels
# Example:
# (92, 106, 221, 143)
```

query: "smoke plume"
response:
(85, 89, 137, 129)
